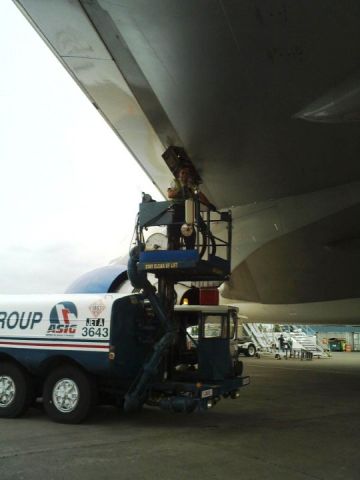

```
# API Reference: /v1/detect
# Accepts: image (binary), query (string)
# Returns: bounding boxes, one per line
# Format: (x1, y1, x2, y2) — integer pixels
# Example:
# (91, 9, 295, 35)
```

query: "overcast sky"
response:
(0, 2, 162, 294)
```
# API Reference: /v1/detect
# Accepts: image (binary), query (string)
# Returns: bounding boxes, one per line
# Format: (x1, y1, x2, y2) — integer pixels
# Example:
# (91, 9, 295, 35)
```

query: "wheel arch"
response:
(0, 352, 30, 374)
(38, 355, 91, 381)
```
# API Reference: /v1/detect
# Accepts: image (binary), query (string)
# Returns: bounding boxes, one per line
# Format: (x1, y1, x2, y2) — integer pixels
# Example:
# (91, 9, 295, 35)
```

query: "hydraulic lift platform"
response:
(124, 190, 235, 412)
(136, 197, 232, 283)
(138, 249, 230, 282)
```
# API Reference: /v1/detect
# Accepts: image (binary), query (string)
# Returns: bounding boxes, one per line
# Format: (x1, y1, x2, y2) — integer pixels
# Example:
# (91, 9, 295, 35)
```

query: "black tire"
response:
(245, 344, 256, 357)
(0, 362, 33, 418)
(43, 365, 97, 424)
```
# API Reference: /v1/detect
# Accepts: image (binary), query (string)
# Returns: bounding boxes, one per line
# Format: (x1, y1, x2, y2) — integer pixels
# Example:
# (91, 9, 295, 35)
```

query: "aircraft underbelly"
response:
(14, 0, 360, 322)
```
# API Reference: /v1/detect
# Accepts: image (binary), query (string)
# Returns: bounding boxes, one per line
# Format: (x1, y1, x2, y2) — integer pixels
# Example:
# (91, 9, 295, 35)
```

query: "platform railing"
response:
(137, 197, 232, 267)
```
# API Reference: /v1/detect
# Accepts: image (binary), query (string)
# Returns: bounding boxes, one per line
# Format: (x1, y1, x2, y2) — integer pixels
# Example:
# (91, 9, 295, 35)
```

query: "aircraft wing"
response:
(14, 0, 360, 323)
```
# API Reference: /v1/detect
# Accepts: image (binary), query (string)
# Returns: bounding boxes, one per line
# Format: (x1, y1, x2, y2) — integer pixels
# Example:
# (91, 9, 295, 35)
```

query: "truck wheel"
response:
(245, 344, 256, 357)
(0, 362, 33, 418)
(43, 366, 97, 424)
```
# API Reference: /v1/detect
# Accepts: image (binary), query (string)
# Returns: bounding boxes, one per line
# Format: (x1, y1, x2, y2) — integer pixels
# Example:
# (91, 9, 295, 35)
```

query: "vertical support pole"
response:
(158, 275, 176, 379)
(157, 276, 176, 336)
(227, 210, 232, 268)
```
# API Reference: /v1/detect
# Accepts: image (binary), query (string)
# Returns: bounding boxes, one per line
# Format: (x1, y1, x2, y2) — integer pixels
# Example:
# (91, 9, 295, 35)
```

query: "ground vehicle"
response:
(0, 182, 250, 423)
(0, 294, 249, 423)
(237, 336, 257, 357)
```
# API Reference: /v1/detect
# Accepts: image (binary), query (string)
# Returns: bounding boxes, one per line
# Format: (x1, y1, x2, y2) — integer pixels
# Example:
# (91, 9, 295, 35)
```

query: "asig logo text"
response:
(47, 302, 78, 336)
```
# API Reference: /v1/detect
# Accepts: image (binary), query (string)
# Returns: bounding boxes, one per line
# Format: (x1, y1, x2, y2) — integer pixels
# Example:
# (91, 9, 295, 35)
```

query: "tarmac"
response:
(0, 352, 359, 480)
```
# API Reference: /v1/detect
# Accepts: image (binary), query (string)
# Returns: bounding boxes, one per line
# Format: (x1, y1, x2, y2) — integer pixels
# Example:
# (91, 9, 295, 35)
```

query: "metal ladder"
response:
(243, 323, 275, 352)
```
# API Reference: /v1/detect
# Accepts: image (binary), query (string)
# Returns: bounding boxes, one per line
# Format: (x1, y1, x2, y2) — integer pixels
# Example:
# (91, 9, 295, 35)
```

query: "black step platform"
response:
(138, 250, 230, 281)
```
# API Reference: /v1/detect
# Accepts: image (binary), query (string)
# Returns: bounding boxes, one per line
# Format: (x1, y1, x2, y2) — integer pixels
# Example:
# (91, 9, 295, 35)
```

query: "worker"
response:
(167, 167, 195, 250)
(167, 166, 215, 208)
(286, 337, 293, 357)
(167, 167, 215, 249)
(279, 334, 285, 353)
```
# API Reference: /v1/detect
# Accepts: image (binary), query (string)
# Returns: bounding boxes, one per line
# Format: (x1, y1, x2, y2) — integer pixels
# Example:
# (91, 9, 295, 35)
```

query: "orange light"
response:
(182, 298, 189, 305)
(196, 382, 203, 388)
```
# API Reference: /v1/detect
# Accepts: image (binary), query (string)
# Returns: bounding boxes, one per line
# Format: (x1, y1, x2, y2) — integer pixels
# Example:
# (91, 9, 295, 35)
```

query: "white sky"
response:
(0, 1, 162, 293)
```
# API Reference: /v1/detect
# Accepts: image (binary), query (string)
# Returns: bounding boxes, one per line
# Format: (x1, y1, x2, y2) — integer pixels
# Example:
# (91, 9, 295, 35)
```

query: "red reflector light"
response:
(199, 288, 219, 305)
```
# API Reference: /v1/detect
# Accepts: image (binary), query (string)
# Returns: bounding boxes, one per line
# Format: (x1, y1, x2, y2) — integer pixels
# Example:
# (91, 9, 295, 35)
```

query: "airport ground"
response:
(0, 352, 359, 480)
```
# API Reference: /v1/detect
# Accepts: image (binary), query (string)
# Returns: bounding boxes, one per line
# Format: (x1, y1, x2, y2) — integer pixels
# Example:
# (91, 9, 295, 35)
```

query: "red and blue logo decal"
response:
(47, 302, 78, 336)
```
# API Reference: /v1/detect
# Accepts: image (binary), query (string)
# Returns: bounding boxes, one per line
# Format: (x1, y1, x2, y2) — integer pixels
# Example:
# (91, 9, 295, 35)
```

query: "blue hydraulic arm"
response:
(124, 247, 176, 412)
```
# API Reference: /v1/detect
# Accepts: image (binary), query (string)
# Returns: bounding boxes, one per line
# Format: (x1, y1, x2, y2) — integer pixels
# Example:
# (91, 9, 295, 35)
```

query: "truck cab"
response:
(172, 305, 241, 377)
(142, 302, 248, 413)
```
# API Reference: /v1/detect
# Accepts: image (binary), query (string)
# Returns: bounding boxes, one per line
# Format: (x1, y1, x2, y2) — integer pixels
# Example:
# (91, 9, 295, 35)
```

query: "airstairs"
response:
(242, 323, 275, 352)
(242, 324, 330, 359)
(286, 326, 329, 358)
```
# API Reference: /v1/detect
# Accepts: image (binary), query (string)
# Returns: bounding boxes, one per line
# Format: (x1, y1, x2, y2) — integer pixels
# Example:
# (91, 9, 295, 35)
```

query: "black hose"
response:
(125, 247, 176, 412)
